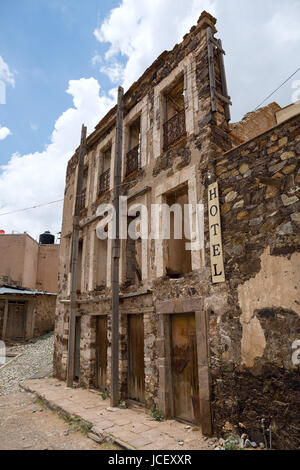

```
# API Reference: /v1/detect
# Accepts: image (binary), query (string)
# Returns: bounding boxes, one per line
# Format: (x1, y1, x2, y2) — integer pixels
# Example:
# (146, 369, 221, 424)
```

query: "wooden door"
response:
(96, 316, 107, 390)
(128, 314, 145, 403)
(171, 313, 200, 424)
(74, 316, 81, 381)
(6, 302, 26, 341)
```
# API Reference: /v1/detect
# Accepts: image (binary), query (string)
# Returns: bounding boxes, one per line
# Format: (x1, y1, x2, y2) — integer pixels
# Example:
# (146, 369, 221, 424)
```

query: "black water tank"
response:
(39, 231, 55, 245)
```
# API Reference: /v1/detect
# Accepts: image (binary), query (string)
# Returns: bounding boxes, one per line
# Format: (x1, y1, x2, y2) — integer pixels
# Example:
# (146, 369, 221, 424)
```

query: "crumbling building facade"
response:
(54, 12, 300, 449)
(0, 233, 59, 342)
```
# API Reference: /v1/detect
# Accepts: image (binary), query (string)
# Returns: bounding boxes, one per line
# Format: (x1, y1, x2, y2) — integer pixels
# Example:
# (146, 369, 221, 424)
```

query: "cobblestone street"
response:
(0, 334, 211, 450)
(0, 333, 54, 395)
(0, 392, 118, 450)
(21, 377, 212, 450)
(0, 334, 119, 450)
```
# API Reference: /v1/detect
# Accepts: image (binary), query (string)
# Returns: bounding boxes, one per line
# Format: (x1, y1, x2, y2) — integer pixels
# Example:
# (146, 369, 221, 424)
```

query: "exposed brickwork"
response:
(230, 102, 281, 144)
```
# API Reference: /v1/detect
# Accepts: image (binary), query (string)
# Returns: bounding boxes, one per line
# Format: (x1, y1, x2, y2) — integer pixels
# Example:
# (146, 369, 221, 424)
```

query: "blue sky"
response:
(0, 0, 299, 238)
(0, 0, 119, 160)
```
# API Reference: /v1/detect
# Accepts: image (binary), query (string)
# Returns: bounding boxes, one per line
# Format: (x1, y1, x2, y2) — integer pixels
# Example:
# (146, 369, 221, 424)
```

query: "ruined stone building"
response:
(0, 232, 59, 342)
(54, 12, 300, 449)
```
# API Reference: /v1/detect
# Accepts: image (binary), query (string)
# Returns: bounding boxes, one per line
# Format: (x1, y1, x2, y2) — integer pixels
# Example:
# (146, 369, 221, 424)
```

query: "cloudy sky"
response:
(0, 0, 299, 240)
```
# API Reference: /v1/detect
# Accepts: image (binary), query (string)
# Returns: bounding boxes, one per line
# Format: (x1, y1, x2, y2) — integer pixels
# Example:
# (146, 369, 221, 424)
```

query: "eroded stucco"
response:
(238, 247, 300, 367)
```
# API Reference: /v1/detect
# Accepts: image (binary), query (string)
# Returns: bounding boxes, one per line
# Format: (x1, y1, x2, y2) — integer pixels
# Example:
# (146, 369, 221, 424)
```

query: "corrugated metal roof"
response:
(0, 286, 56, 296)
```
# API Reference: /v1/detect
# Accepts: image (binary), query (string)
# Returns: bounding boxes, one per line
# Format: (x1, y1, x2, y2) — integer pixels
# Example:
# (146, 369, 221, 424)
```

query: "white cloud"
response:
(91, 53, 102, 66)
(0, 55, 16, 87)
(0, 78, 115, 238)
(2, 0, 299, 239)
(100, 61, 125, 84)
(1, 0, 217, 239)
(0, 126, 12, 140)
(94, 0, 216, 90)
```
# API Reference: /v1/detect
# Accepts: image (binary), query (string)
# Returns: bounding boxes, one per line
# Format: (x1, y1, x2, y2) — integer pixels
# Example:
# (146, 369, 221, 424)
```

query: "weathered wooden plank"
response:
(206, 27, 217, 113)
(67, 124, 87, 388)
(111, 86, 124, 407)
(217, 38, 231, 122)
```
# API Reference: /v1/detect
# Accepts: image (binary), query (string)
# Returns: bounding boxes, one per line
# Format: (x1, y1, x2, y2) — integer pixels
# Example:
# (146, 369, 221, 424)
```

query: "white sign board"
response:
(208, 182, 225, 283)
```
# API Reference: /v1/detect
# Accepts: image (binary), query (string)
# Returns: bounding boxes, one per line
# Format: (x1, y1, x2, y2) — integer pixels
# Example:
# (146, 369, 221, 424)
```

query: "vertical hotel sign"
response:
(208, 182, 225, 283)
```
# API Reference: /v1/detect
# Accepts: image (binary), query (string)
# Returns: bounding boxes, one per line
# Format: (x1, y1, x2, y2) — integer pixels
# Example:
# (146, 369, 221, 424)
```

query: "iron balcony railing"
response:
(98, 168, 110, 196)
(126, 144, 140, 177)
(163, 109, 186, 151)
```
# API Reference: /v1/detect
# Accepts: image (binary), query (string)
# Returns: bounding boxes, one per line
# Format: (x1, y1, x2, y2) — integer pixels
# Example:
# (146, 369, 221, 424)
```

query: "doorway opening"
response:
(95, 316, 107, 390)
(74, 316, 81, 382)
(5, 301, 27, 342)
(127, 314, 145, 404)
(170, 313, 200, 425)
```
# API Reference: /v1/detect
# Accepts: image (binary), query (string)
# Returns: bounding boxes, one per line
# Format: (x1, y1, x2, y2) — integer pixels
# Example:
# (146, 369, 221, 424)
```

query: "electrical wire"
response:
(0, 199, 64, 217)
(254, 66, 300, 111)
(2, 65, 299, 219)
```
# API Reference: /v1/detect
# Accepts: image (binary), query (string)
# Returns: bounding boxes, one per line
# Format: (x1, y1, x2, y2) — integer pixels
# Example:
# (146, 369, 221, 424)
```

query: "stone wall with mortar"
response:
(209, 113, 300, 450)
(33, 295, 57, 338)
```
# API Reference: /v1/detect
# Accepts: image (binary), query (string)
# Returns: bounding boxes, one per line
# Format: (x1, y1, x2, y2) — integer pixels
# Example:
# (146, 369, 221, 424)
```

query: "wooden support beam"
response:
(207, 28, 232, 122)
(206, 27, 217, 113)
(217, 38, 231, 122)
(66, 124, 87, 388)
(111, 86, 124, 407)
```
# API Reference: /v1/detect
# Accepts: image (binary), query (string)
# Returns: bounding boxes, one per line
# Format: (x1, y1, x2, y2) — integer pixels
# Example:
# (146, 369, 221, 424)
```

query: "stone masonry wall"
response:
(33, 295, 57, 338)
(209, 113, 300, 449)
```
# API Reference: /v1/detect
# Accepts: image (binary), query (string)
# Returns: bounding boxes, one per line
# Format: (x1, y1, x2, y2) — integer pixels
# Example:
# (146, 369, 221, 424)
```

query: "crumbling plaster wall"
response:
(238, 247, 300, 368)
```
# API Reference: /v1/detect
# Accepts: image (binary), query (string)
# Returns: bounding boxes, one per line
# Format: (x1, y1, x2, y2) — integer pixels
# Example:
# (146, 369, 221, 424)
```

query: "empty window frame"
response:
(98, 146, 111, 196)
(126, 215, 142, 285)
(126, 117, 141, 177)
(163, 76, 186, 151)
(165, 186, 191, 277)
(94, 234, 108, 290)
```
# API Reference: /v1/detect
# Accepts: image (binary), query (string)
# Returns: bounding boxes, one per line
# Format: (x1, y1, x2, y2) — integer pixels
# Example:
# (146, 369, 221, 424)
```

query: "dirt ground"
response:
(0, 392, 119, 450)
